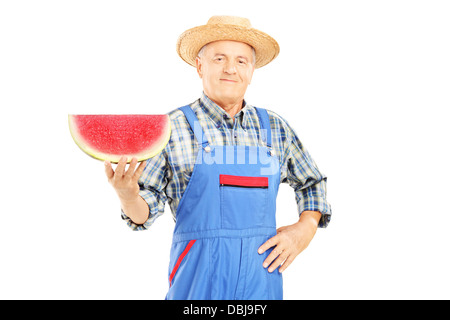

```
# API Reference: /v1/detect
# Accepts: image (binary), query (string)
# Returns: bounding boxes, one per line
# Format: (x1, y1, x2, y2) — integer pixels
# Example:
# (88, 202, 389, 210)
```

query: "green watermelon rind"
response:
(68, 114, 171, 164)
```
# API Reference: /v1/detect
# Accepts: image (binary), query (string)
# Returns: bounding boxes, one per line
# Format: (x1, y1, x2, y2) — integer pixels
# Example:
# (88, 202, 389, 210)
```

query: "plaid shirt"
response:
(122, 92, 331, 230)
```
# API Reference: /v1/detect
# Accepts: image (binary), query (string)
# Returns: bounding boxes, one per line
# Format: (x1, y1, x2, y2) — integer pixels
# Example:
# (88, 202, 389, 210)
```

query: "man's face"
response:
(196, 40, 255, 107)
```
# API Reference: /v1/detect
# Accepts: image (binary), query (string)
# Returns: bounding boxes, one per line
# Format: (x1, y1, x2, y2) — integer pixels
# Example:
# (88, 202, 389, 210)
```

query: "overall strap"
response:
(254, 107, 272, 148)
(179, 105, 209, 149)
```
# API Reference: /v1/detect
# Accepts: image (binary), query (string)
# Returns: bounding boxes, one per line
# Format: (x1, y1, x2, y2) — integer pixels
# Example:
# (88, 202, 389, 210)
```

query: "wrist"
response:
(119, 193, 141, 207)
(298, 210, 321, 228)
(120, 194, 149, 225)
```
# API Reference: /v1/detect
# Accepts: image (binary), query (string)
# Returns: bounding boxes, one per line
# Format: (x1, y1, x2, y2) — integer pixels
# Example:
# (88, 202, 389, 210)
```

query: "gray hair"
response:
(197, 43, 256, 66)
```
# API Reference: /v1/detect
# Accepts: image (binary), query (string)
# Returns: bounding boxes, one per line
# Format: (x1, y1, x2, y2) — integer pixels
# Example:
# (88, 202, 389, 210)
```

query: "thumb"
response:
(276, 226, 287, 234)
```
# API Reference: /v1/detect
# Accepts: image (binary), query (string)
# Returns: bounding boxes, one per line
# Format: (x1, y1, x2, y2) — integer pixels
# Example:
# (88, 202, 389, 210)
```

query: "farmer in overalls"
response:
(105, 16, 332, 299)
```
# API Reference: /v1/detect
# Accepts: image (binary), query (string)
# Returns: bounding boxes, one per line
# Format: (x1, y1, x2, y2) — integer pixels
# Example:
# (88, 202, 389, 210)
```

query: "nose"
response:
(224, 61, 237, 74)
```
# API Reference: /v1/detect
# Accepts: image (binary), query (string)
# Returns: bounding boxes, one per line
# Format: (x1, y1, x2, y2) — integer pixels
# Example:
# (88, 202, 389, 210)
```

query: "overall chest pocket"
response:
(220, 174, 270, 229)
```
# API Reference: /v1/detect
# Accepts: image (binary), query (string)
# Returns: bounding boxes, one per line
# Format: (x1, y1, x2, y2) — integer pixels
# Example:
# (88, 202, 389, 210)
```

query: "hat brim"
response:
(176, 24, 280, 69)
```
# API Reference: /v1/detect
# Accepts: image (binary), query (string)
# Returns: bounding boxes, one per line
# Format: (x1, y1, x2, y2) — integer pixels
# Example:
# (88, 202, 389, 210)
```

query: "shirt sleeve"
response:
(121, 148, 169, 231)
(278, 117, 332, 228)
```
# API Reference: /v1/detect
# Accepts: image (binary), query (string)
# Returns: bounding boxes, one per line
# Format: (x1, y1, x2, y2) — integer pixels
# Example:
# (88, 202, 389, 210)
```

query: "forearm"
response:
(120, 195, 150, 225)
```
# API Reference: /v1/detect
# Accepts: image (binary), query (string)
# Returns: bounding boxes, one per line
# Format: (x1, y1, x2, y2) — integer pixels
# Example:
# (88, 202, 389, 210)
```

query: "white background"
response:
(1, 0, 449, 299)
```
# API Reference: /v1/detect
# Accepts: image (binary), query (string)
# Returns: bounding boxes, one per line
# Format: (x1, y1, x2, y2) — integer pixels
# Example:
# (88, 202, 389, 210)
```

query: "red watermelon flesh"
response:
(68, 114, 171, 163)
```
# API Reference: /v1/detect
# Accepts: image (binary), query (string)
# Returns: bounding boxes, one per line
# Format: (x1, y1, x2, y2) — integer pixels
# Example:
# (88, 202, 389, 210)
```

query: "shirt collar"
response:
(199, 92, 250, 129)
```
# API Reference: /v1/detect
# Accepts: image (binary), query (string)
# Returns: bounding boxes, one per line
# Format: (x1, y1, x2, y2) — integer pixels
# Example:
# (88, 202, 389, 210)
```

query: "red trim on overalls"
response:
(169, 240, 196, 286)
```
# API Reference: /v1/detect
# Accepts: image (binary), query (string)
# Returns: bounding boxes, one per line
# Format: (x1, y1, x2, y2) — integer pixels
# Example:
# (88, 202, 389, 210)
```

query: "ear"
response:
(196, 57, 203, 78)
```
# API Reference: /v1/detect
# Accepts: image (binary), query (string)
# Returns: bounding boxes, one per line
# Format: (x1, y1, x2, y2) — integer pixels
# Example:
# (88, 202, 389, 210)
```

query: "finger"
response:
(258, 234, 279, 254)
(125, 157, 138, 178)
(104, 160, 114, 180)
(115, 156, 127, 178)
(268, 251, 289, 273)
(263, 246, 283, 270)
(133, 160, 147, 180)
(279, 255, 295, 273)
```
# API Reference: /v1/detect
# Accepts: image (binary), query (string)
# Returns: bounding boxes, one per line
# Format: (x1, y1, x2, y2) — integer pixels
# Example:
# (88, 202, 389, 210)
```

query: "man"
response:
(104, 16, 331, 299)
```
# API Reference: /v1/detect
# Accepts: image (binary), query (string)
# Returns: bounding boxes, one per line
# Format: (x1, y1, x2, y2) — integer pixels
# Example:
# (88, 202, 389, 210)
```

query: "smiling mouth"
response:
(220, 79, 238, 83)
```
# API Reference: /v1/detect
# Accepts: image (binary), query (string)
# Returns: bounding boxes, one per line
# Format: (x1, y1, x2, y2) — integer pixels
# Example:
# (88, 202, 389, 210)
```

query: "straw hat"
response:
(176, 16, 280, 69)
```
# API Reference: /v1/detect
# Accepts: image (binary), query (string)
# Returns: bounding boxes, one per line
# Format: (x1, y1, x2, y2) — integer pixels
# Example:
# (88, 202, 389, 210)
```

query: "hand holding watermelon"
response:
(104, 156, 150, 224)
(104, 156, 145, 202)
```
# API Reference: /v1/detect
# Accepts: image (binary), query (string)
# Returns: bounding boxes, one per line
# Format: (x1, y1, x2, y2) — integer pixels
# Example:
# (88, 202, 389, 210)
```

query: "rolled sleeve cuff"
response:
(296, 182, 332, 228)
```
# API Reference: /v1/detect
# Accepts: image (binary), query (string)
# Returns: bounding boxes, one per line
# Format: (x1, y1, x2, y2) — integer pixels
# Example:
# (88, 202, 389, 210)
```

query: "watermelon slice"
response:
(68, 114, 171, 163)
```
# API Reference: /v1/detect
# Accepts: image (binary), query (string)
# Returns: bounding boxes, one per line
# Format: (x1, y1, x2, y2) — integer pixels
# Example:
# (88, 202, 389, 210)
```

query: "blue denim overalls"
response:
(165, 105, 282, 299)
